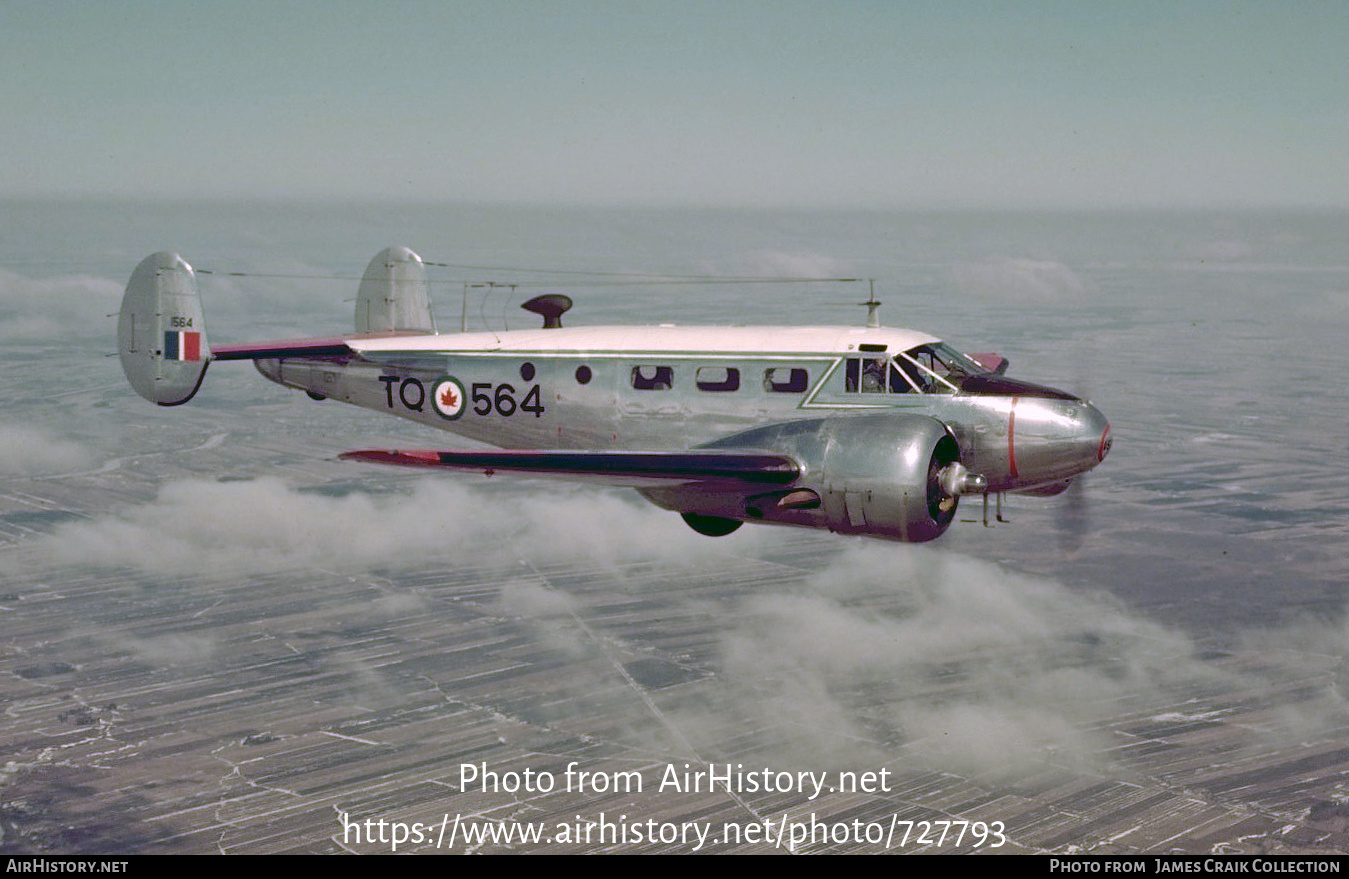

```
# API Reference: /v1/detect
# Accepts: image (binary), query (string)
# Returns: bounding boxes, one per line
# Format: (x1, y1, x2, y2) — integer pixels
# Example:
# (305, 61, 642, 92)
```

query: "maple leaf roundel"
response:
(432, 376, 466, 420)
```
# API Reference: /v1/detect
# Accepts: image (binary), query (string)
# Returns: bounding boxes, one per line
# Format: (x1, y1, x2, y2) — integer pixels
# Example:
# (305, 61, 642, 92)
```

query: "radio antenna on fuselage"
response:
(460, 282, 510, 342)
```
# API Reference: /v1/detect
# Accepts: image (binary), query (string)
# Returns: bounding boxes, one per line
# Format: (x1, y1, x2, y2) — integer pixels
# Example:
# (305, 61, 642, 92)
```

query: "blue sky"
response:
(3, 0, 1346, 208)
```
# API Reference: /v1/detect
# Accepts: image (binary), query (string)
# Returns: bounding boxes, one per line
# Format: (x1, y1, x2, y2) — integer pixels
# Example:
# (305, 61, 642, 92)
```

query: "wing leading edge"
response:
(210, 337, 451, 371)
(210, 339, 354, 361)
(339, 449, 801, 489)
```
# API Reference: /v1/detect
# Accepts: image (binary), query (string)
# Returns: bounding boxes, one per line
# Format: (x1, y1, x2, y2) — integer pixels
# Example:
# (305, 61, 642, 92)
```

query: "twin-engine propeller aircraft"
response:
(117, 247, 1110, 542)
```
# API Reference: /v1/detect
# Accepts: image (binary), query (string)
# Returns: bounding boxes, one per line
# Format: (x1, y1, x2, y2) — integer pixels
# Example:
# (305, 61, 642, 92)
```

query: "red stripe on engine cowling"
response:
(1007, 397, 1019, 479)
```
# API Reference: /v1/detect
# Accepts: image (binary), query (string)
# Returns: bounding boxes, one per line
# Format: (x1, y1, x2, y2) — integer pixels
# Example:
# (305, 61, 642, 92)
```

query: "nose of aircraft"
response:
(1030, 395, 1112, 482)
(960, 377, 1111, 485)
(1082, 401, 1112, 466)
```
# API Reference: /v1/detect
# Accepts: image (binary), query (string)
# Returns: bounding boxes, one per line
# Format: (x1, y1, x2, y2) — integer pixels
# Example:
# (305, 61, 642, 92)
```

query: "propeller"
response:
(858, 280, 882, 328)
(1055, 476, 1090, 554)
(1056, 356, 1097, 553)
(823, 279, 883, 326)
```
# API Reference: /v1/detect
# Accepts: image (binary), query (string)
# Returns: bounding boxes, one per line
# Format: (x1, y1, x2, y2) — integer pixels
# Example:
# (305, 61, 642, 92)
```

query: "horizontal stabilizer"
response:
(340, 449, 800, 488)
(210, 338, 354, 361)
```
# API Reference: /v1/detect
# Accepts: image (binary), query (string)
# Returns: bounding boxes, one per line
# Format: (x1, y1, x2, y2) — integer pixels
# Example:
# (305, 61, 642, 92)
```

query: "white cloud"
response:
(1185, 239, 1254, 262)
(15, 475, 768, 579)
(952, 258, 1091, 303)
(13, 468, 1345, 783)
(711, 543, 1210, 775)
(736, 250, 850, 279)
(0, 425, 95, 475)
(0, 270, 121, 342)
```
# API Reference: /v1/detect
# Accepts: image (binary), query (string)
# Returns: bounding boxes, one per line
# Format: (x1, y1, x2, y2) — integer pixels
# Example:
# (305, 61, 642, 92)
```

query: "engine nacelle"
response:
(642, 414, 964, 543)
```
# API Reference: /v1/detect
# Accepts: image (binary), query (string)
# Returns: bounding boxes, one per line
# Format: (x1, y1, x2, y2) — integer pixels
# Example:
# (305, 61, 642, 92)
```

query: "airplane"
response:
(116, 246, 1111, 543)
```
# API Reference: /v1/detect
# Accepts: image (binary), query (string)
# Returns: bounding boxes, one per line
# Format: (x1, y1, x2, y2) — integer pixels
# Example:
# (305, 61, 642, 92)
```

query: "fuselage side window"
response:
(695, 366, 739, 392)
(764, 367, 808, 393)
(632, 365, 673, 390)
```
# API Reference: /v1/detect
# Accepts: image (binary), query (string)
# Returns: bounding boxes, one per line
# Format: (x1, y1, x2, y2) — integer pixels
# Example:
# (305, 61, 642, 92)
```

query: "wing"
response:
(339, 449, 800, 489)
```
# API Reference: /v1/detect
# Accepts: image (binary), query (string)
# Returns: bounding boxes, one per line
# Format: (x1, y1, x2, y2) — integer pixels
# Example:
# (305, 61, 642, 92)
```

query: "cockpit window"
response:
(846, 357, 919, 393)
(889, 359, 923, 392)
(905, 343, 988, 379)
(860, 358, 888, 393)
(896, 343, 989, 394)
(843, 343, 988, 396)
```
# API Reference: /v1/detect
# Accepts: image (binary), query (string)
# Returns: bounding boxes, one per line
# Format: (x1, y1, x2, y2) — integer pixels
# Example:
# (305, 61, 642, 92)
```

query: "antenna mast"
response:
(864, 280, 881, 328)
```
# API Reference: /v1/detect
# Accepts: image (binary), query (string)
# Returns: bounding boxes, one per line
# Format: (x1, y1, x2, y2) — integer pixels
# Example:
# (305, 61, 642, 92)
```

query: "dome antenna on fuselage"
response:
(521, 293, 573, 329)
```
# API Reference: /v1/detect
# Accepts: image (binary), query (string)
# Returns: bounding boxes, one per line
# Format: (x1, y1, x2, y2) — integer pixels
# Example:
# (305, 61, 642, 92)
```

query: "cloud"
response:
(688, 248, 852, 283)
(952, 258, 1091, 303)
(690, 544, 1349, 782)
(735, 250, 851, 279)
(12, 474, 768, 579)
(31, 477, 465, 575)
(710, 543, 1209, 776)
(14, 468, 1345, 785)
(496, 578, 594, 661)
(0, 270, 122, 343)
(1185, 239, 1255, 262)
(1289, 285, 1349, 323)
(498, 578, 579, 619)
(0, 425, 95, 475)
(0, 260, 353, 354)
(118, 632, 220, 667)
(183, 260, 354, 338)
(1238, 615, 1349, 740)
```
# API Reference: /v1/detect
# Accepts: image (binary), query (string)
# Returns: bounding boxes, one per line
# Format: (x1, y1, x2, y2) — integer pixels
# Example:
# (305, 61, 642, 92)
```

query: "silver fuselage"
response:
(254, 324, 1110, 494)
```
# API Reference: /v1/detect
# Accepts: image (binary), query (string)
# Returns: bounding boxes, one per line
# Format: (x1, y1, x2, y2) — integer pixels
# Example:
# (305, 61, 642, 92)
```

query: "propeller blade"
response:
(1056, 477, 1089, 553)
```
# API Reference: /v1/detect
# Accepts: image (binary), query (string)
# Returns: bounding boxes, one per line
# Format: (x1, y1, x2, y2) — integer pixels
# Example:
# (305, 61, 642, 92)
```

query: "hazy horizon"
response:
(4, 2, 1347, 211)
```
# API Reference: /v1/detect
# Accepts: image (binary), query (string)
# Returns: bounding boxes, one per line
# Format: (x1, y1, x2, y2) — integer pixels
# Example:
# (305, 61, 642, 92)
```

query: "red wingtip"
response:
(340, 449, 443, 467)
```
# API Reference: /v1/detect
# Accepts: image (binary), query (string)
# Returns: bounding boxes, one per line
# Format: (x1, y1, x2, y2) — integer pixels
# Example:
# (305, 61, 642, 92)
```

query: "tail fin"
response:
(355, 246, 435, 334)
(118, 252, 211, 406)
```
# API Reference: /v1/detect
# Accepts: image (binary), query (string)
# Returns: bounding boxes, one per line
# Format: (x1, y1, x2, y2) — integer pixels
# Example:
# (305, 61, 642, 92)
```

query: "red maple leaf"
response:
(439, 386, 459, 409)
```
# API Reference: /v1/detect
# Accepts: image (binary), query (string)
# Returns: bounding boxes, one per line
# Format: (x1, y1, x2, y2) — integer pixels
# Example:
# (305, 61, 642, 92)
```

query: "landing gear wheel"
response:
(681, 513, 742, 537)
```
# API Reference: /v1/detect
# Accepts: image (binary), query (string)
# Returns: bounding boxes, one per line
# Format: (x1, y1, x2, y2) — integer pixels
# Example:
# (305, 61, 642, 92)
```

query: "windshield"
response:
(843, 343, 992, 395)
(896, 343, 990, 393)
